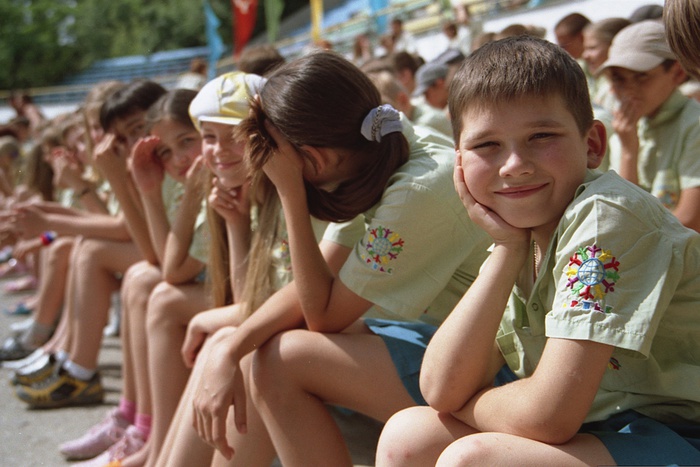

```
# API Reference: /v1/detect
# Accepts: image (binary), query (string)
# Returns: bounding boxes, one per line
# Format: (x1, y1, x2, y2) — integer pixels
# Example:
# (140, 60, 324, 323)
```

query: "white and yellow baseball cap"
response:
(189, 71, 266, 130)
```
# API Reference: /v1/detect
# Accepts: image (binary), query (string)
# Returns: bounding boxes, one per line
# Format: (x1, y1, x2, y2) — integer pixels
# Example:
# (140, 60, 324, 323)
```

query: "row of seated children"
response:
(0, 84, 121, 355)
(3, 8, 700, 465)
(57, 31, 700, 466)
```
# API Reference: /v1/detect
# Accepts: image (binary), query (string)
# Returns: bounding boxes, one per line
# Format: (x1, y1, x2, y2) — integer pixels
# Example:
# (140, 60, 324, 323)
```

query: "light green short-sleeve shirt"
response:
(324, 120, 491, 327)
(411, 102, 454, 141)
(497, 170, 700, 424)
(608, 90, 700, 209)
(267, 208, 328, 290)
(162, 175, 209, 264)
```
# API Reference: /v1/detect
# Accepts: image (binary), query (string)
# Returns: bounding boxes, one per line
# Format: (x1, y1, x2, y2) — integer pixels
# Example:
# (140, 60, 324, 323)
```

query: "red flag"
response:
(231, 0, 258, 56)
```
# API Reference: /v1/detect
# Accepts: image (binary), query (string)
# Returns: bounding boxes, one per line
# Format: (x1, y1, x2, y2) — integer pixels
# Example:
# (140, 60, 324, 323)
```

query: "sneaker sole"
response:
(11, 363, 56, 386)
(15, 385, 104, 409)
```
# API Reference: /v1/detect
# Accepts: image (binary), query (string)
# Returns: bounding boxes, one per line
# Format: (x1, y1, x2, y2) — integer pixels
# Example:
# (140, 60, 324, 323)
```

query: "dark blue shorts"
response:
(363, 318, 437, 406)
(583, 411, 700, 465)
(494, 366, 700, 465)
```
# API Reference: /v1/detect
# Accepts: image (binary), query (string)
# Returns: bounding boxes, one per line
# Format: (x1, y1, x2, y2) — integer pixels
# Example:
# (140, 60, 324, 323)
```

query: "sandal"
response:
(4, 276, 38, 293)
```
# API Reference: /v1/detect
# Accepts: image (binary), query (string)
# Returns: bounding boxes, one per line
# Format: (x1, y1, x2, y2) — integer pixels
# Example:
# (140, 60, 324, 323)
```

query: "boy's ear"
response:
(585, 120, 607, 169)
(670, 61, 688, 86)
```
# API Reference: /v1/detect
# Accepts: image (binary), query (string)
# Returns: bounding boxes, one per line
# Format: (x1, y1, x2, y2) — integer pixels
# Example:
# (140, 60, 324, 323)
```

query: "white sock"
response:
(62, 360, 95, 381)
(55, 349, 69, 364)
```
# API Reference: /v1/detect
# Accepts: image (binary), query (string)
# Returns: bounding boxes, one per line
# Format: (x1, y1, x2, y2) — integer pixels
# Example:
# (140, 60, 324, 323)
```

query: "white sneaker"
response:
(2, 347, 45, 370)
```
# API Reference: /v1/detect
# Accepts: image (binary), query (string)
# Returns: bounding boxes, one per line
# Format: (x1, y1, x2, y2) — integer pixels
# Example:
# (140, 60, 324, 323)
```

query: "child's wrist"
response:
(40, 230, 57, 246)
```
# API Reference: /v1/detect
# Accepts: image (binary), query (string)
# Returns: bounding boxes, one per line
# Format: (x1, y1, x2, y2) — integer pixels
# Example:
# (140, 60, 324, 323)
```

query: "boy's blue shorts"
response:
(495, 366, 700, 465)
(367, 320, 700, 465)
(583, 411, 700, 466)
(363, 318, 437, 406)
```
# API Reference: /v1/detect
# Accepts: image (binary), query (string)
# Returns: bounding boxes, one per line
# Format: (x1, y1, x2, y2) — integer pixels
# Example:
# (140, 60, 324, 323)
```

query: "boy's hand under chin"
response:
(454, 152, 530, 251)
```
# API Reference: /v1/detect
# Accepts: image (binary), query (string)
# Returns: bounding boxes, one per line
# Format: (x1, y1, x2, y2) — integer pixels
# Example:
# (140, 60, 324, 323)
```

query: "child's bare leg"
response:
(150, 337, 219, 467)
(144, 281, 207, 460)
(68, 239, 141, 370)
(120, 261, 162, 409)
(377, 406, 478, 466)
(251, 328, 416, 467)
(436, 431, 615, 466)
(31, 236, 73, 329)
(152, 335, 275, 467)
(42, 235, 85, 355)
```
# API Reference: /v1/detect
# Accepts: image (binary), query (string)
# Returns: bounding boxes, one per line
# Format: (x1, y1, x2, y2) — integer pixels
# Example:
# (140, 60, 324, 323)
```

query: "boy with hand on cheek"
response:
(602, 20, 700, 232)
(376, 35, 700, 467)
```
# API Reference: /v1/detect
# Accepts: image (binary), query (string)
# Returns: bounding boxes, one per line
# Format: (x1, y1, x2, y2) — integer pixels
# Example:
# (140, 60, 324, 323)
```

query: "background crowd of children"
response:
(1, 1, 699, 466)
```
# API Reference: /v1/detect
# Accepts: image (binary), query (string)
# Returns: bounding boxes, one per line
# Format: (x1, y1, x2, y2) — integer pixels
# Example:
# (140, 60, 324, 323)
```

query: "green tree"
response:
(0, 0, 79, 89)
(0, 0, 314, 90)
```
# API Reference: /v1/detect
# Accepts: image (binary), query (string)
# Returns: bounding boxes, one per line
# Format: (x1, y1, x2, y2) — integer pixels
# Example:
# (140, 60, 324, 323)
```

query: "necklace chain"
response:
(533, 240, 540, 278)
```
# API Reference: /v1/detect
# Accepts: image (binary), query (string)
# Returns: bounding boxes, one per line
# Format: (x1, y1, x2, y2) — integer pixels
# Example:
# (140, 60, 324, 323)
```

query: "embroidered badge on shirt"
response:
(278, 239, 291, 272)
(361, 226, 404, 274)
(607, 357, 621, 371)
(564, 244, 620, 314)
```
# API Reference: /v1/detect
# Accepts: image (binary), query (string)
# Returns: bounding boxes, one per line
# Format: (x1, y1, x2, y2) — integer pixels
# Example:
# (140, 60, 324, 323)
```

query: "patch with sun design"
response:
(361, 226, 404, 274)
(563, 244, 620, 314)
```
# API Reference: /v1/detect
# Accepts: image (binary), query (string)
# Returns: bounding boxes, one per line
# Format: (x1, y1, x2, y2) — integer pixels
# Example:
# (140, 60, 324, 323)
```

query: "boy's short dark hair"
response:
(448, 36, 593, 143)
(99, 79, 166, 131)
(555, 12, 591, 35)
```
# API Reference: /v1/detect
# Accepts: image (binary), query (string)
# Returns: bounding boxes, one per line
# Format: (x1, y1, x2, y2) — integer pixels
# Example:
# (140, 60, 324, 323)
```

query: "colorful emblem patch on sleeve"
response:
(564, 244, 620, 314)
(360, 226, 404, 274)
(607, 357, 621, 371)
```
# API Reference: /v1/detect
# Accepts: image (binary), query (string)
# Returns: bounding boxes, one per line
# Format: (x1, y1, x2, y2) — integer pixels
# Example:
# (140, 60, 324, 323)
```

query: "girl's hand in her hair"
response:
(208, 177, 251, 228)
(93, 133, 129, 182)
(184, 155, 207, 194)
(130, 136, 164, 194)
(191, 326, 247, 460)
(454, 152, 529, 249)
(260, 120, 305, 196)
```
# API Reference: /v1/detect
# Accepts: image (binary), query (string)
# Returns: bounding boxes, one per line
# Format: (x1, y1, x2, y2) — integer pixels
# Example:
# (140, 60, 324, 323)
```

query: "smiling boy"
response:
(602, 20, 700, 232)
(376, 35, 700, 466)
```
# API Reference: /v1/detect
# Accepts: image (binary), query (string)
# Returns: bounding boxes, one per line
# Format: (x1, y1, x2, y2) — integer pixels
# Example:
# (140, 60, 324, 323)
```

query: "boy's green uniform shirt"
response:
(608, 90, 700, 209)
(497, 169, 700, 424)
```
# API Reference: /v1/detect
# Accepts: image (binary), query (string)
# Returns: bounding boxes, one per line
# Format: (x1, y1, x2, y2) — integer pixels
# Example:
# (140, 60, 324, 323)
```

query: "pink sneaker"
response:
(59, 408, 130, 460)
(73, 425, 145, 467)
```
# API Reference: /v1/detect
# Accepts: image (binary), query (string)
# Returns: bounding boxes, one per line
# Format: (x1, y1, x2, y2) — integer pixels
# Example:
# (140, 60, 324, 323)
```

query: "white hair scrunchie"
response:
(360, 104, 403, 142)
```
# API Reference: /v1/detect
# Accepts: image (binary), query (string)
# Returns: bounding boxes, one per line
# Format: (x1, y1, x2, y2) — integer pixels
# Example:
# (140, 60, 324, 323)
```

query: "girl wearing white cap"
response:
(189, 51, 491, 466)
(149, 72, 327, 467)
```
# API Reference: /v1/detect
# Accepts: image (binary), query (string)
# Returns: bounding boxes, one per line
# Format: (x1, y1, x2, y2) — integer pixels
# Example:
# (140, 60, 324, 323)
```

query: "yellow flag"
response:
(310, 0, 323, 43)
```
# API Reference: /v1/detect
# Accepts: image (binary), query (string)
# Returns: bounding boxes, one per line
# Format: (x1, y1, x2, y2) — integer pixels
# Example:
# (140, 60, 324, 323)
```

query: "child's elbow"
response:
(420, 374, 466, 413)
(162, 268, 195, 285)
(517, 416, 581, 445)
